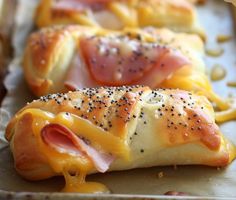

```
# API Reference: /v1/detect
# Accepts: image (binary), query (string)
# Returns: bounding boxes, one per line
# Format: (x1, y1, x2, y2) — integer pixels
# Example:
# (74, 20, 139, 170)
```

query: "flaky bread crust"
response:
(6, 86, 235, 181)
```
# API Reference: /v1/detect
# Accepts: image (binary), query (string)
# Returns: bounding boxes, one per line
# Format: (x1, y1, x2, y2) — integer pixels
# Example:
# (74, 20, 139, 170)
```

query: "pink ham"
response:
(41, 124, 114, 173)
(64, 35, 190, 90)
(53, 0, 111, 11)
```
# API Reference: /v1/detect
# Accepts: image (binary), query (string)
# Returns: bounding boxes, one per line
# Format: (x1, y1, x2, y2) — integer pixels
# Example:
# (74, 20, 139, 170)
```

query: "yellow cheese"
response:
(160, 70, 229, 111)
(16, 108, 130, 193)
(216, 108, 236, 123)
(62, 170, 109, 193)
(16, 108, 129, 158)
(205, 91, 230, 111)
(109, 2, 137, 28)
(71, 14, 99, 27)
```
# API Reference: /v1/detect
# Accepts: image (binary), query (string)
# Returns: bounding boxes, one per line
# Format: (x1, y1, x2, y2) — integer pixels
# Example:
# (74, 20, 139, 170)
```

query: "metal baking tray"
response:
(0, 0, 236, 199)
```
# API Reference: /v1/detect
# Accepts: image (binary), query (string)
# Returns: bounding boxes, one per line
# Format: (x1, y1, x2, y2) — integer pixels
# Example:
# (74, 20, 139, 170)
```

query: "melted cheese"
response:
(109, 2, 137, 28)
(205, 91, 230, 111)
(72, 14, 98, 27)
(62, 170, 109, 193)
(16, 108, 130, 193)
(216, 108, 236, 123)
(16, 109, 129, 158)
(161, 70, 229, 111)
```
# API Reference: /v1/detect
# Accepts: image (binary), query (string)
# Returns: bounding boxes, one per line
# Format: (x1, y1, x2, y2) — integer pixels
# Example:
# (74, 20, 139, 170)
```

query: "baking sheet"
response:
(1, 0, 236, 199)
(0, 0, 37, 149)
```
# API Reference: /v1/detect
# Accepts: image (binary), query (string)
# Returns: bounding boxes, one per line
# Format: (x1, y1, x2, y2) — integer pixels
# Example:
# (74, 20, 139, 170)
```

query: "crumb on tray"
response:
(210, 64, 226, 81)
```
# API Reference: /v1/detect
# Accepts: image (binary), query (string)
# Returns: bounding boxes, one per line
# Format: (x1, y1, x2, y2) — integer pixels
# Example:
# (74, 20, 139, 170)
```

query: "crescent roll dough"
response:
(5, 86, 235, 193)
(35, 0, 205, 37)
(23, 25, 228, 110)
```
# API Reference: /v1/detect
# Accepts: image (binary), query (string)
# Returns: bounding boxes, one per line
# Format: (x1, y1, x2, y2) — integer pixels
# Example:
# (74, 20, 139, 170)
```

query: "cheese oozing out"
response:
(15, 108, 129, 193)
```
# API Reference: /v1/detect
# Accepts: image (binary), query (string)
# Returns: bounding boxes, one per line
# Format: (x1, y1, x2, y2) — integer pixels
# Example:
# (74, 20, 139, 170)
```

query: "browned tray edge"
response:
(0, 190, 236, 200)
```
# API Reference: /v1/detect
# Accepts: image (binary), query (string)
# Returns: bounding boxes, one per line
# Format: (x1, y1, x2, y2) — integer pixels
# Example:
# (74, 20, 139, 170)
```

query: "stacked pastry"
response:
(5, 0, 236, 194)
(35, 0, 205, 37)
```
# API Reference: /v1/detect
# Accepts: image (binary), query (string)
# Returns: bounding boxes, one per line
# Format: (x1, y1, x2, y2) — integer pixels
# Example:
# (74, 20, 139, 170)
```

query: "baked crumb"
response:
(206, 47, 224, 57)
(217, 35, 232, 43)
(227, 81, 236, 87)
(210, 64, 226, 81)
(157, 172, 164, 178)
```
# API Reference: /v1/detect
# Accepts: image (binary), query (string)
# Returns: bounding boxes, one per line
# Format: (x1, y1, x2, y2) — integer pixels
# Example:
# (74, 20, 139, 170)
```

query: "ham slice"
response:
(53, 0, 111, 11)
(41, 124, 114, 173)
(65, 35, 190, 90)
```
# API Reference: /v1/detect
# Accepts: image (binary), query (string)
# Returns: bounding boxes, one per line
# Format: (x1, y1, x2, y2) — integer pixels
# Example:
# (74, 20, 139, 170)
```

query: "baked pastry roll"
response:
(23, 25, 227, 110)
(35, 0, 205, 37)
(5, 86, 235, 193)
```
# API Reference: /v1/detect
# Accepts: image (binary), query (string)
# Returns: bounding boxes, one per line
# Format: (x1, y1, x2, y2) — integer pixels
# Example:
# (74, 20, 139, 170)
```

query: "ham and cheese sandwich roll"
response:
(35, 0, 205, 37)
(5, 86, 235, 193)
(23, 25, 227, 110)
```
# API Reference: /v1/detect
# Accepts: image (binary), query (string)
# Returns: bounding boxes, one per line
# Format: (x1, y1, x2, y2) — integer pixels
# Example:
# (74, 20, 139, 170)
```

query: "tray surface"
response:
(0, 0, 236, 199)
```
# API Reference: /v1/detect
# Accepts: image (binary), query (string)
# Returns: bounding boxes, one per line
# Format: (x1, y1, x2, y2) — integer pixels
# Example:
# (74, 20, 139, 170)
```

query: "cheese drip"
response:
(16, 108, 129, 193)
(216, 108, 236, 123)
(62, 170, 109, 193)
(204, 90, 229, 111)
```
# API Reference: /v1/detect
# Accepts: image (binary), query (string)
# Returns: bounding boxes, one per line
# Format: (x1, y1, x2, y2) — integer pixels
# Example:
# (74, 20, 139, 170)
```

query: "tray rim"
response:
(1, 190, 236, 200)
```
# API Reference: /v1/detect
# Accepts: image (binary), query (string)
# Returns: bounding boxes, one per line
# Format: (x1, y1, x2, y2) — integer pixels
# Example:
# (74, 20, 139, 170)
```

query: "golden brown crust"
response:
(23, 26, 96, 96)
(7, 86, 150, 141)
(189, 0, 206, 4)
(11, 113, 55, 180)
